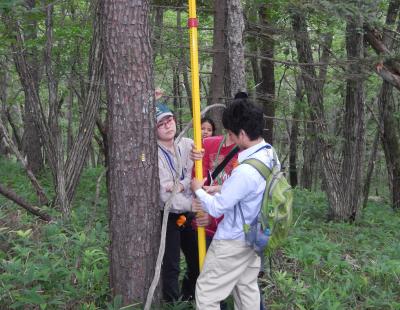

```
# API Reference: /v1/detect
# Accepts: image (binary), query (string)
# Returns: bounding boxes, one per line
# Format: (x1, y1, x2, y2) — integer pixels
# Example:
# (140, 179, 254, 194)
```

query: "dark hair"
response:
(234, 91, 249, 99)
(222, 98, 264, 141)
(201, 117, 216, 136)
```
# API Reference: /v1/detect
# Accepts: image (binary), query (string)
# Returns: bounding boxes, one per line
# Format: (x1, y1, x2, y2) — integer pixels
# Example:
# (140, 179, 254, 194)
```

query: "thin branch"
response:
(0, 182, 51, 222)
(0, 119, 49, 205)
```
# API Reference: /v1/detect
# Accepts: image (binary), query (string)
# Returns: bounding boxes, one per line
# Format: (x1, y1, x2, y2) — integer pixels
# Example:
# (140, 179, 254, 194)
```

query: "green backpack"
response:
(236, 158, 293, 256)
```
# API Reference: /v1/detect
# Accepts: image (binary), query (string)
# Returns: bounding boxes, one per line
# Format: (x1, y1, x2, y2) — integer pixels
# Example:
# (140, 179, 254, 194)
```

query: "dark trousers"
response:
(162, 212, 199, 302)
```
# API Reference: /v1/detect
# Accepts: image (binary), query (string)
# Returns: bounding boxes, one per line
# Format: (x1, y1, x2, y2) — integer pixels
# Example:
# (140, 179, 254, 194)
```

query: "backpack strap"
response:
(242, 158, 273, 229)
(207, 145, 240, 185)
(234, 202, 250, 233)
(242, 158, 271, 180)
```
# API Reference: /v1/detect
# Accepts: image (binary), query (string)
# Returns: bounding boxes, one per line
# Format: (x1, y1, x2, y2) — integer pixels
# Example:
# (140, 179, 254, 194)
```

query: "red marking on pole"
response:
(188, 18, 199, 28)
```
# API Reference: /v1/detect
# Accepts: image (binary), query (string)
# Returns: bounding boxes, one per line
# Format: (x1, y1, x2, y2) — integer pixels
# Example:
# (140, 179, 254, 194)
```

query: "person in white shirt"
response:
(191, 97, 279, 310)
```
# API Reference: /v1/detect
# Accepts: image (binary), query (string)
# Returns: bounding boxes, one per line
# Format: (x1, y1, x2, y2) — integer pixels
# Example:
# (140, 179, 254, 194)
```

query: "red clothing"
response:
(193, 135, 239, 237)
(202, 136, 238, 185)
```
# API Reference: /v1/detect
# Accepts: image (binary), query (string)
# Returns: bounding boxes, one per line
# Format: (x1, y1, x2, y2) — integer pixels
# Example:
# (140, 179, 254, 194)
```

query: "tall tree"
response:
(0, 60, 9, 156)
(258, 2, 275, 144)
(364, 0, 400, 210)
(7, 1, 104, 213)
(225, 0, 246, 97)
(289, 75, 304, 187)
(340, 12, 365, 219)
(291, 10, 332, 192)
(103, 0, 160, 305)
(208, 0, 226, 133)
(292, 7, 365, 220)
(21, 0, 44, 174)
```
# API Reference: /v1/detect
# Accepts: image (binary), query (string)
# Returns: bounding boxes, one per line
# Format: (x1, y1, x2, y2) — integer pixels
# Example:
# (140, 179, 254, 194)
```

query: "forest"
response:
(0, 0, 399, 309)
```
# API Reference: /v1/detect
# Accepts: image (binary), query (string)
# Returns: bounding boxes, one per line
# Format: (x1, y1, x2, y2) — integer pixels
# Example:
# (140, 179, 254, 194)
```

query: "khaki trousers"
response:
(195, 239, 261, 310)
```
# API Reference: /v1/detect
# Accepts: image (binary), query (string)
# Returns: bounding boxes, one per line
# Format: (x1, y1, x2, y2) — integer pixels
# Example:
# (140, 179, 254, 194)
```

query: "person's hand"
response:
(191, 178, 207, 192)
(204, 185, 221, 195)
(192, 197, 204, 213)
(196, 212, 211, 227)
(165, 182, 183, 193)
(190, 144, 204, 161)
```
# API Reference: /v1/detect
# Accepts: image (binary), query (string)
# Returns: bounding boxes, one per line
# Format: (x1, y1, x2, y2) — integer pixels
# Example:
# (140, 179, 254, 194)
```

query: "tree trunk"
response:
(22, 0, 44, 175)
(208, 0, 227, 133)
(66, 80, 74, 153)
(289, 77, 303, 187)
(300, 121, 317, 190)
(225, 0, 246, 98)
(378, 82, 400, 210)
(152, 6, 164, 60)
(258, 3, 275, 144)
(364, 0, 400, 210)
(177, 11, 192, 115)
(0, 64, 10, 157)
(103, 0, 160, 305)
(339, 15, 365, 220)
(64, 0, 105, 207)
(292, 10, 344, 219)
(362, 129, 380, 208)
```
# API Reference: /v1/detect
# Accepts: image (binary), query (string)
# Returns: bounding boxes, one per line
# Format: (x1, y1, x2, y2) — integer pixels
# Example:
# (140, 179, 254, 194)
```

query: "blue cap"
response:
(156, 103, 173, 123)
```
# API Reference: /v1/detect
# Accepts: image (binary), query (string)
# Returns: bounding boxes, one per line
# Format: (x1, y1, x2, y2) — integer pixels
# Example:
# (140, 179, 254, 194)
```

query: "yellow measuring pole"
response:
(188, 0, 206, 270)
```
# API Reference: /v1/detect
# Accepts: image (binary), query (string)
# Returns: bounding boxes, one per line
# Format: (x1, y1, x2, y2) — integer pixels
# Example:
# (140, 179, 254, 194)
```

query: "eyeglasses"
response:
(157, 116, 175, 129)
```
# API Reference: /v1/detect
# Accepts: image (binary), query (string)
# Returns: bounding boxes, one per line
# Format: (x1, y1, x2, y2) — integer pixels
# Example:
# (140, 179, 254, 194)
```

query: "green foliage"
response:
(262, 189, 400, 309)
(0, 159, 109, 309)
(1, 159, 399, 309)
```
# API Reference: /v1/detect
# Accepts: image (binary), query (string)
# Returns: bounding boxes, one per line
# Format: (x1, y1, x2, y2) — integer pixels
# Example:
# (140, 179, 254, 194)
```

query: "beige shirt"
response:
(158, 137, 193, 213)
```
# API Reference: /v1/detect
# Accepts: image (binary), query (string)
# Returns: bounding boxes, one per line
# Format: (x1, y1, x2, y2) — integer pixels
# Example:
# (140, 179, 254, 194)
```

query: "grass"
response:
(0, 158, 399, 309)
(262, 190, 400, 309)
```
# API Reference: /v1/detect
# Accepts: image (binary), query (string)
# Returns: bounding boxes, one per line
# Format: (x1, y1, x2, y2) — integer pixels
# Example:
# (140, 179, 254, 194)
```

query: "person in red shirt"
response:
(201, 117, 216, 139)
(193, 133, 238, 244)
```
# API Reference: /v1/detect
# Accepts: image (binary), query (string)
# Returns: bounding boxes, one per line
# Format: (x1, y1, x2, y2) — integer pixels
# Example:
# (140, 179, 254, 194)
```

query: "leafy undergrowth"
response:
(1, 158, 399, 309)
(261, 190, 400, 310)
(0, 159, 110, 309)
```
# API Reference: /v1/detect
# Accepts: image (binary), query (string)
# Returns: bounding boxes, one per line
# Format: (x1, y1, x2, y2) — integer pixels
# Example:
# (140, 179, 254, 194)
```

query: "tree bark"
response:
(362, 129, 380, 208)
(22, 0, 44, 175)
(0, 63, 10, 156)
(258, 3, 275, 144)
(152, 6, 164, 60)
(103, 0, 160, 305)
(378, 82, 400, 210)
(289, 77, 304, 187)
(208, 0, 227, 133)
(177, 11, 192, 115)
(300, 120, 317, 190)
(339, 15, 365, 220)
(64, 0, 104, 206)
(225, 0, 246, 98)
(292, 10, 347, 220)
(365, 0, 400, 210)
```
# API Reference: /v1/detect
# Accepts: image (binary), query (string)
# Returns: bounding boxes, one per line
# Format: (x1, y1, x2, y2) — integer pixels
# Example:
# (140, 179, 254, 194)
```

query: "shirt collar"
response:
(238, 139, 267, 163)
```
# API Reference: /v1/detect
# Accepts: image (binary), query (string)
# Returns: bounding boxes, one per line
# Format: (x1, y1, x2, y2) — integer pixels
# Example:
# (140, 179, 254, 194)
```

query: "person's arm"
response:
(159, 154, 192, 210)
(179, 139, 194, 192)
(191, 165, 258, 218)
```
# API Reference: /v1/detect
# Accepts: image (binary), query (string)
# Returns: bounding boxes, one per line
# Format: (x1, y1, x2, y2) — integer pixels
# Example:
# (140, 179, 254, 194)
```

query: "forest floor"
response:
(0, 158, 399, 309)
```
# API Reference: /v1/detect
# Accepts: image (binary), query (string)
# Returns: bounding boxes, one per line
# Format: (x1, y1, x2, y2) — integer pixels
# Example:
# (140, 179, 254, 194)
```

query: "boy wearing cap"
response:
(156, 103, 199, 302)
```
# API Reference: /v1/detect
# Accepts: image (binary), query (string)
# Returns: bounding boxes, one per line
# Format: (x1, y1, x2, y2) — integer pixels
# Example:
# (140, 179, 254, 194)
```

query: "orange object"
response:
(176, 215, 187, 227)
